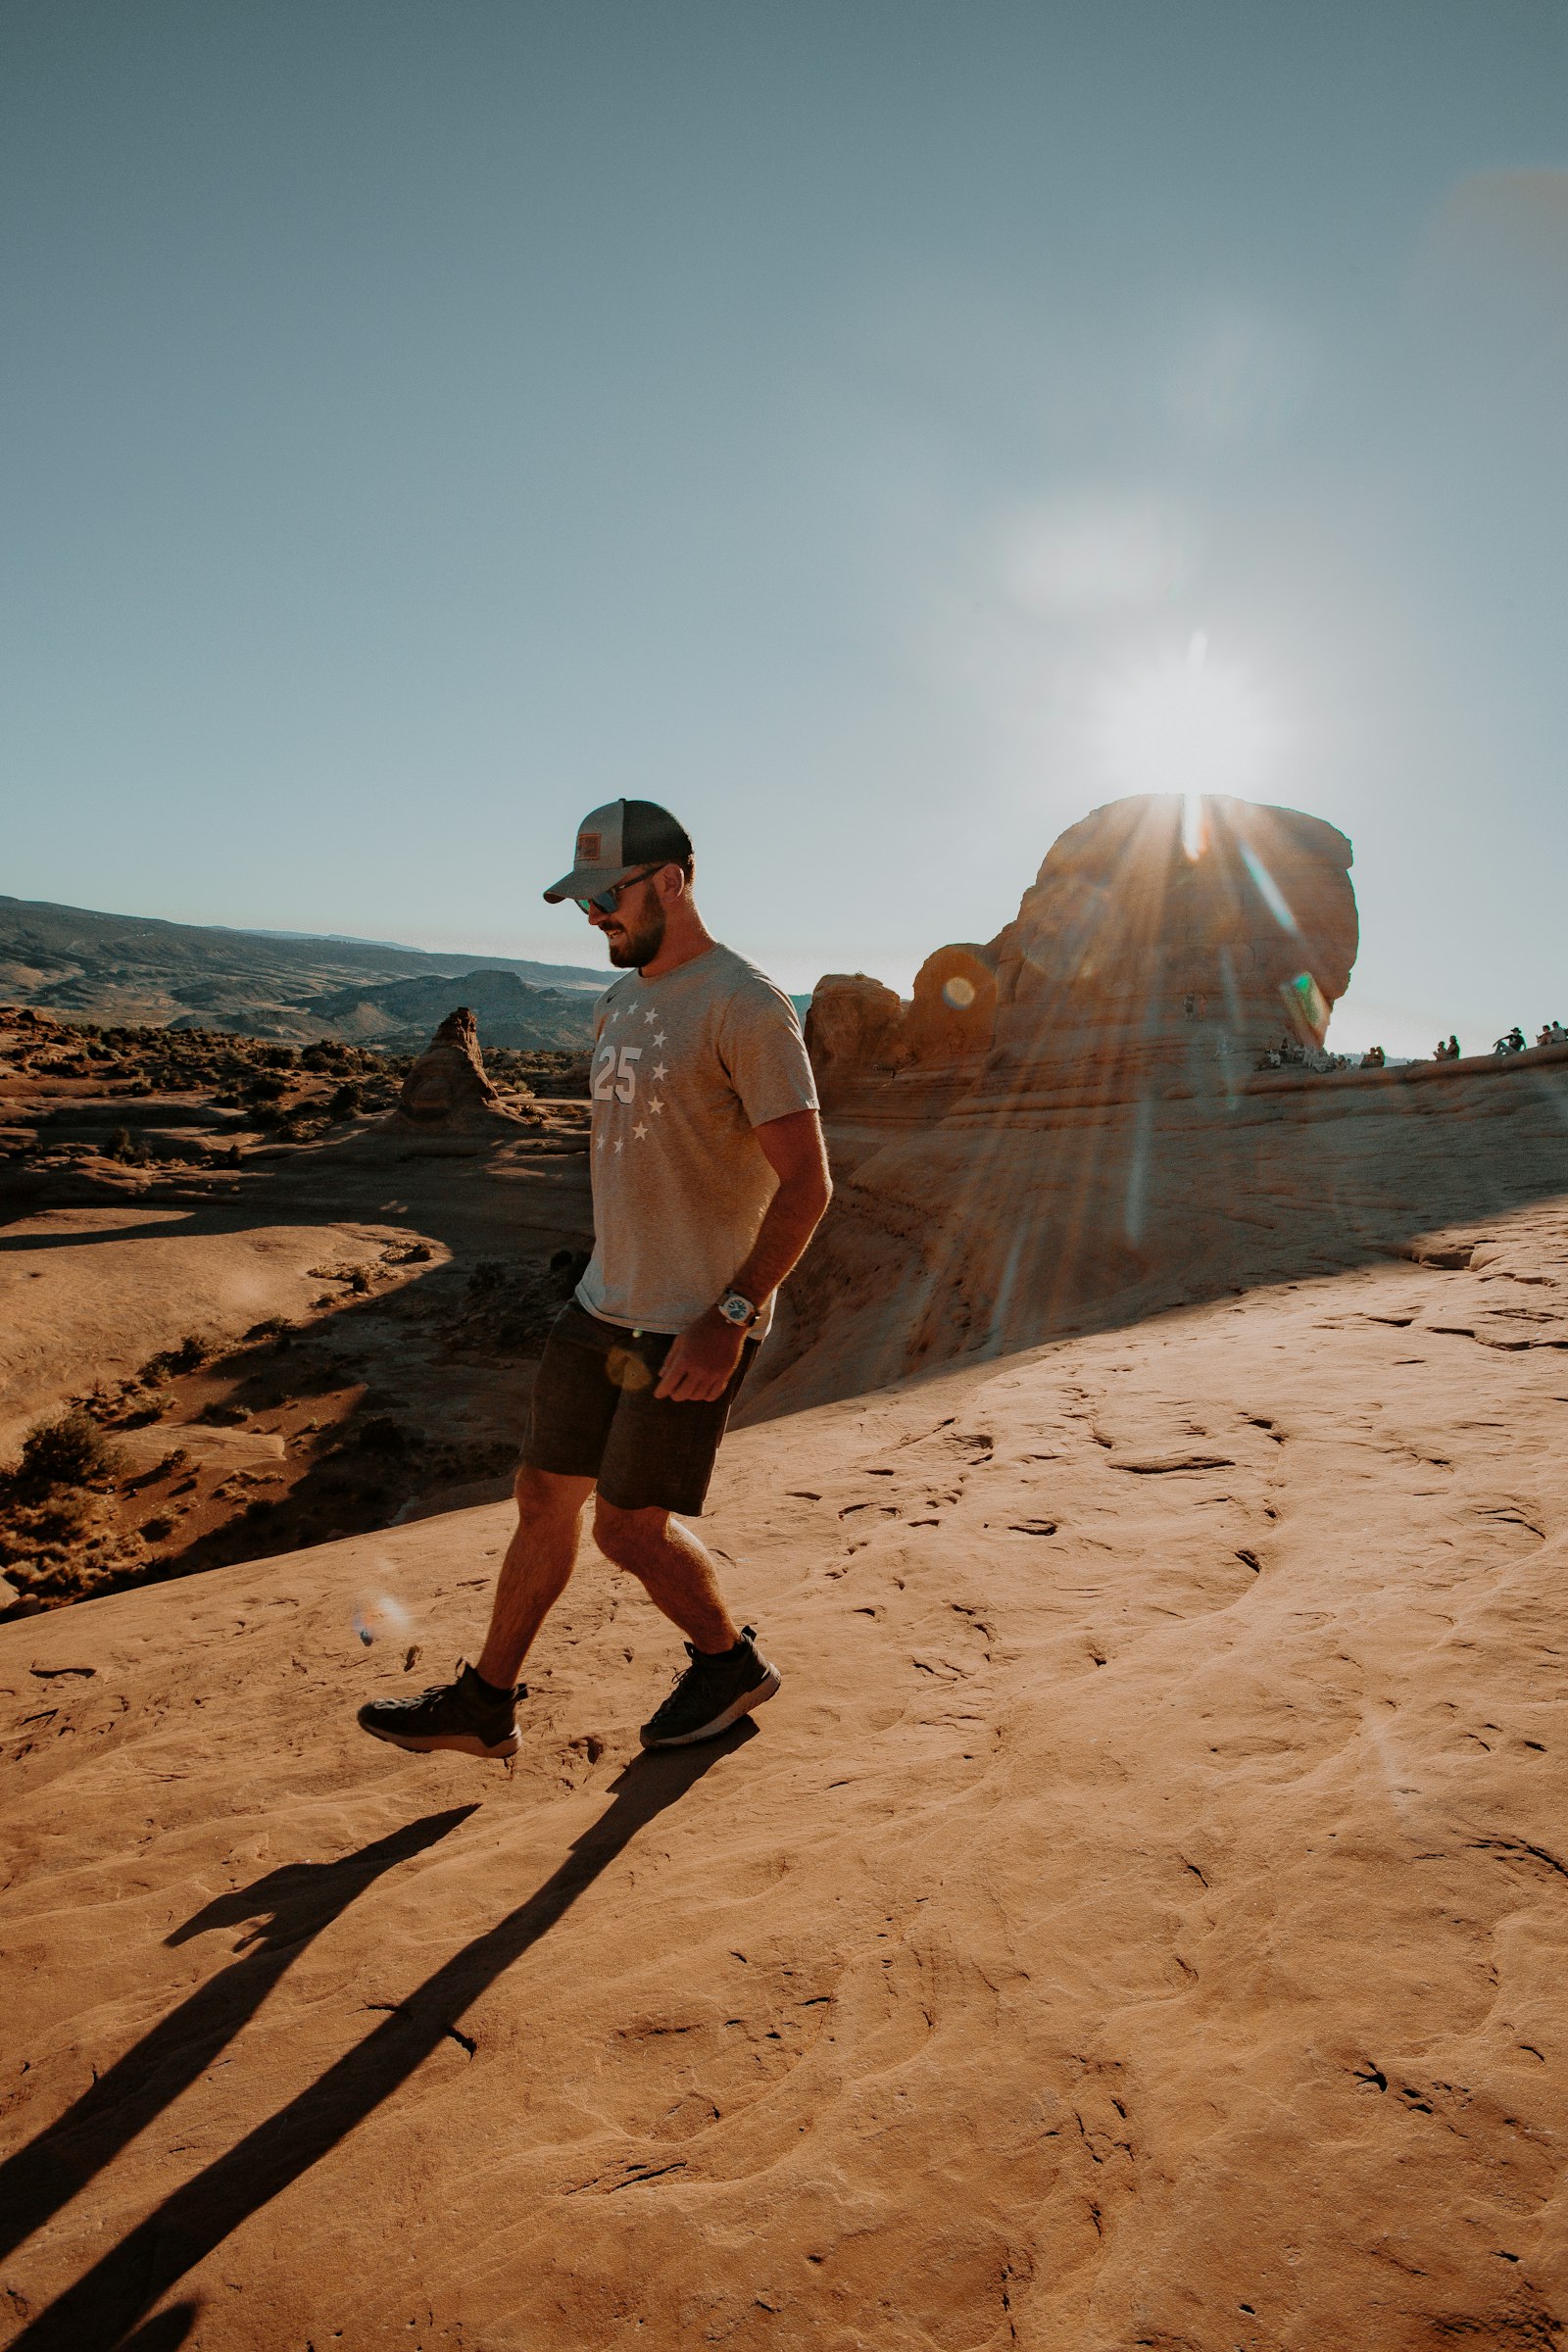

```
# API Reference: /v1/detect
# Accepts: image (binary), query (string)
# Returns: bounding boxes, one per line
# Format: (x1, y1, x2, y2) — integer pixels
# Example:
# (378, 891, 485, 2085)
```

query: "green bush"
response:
(14, 1410, 122, 1497)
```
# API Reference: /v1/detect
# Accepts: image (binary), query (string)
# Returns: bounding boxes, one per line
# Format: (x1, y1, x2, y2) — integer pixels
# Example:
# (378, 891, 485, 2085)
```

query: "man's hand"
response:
(655, 1306, 748, 1402)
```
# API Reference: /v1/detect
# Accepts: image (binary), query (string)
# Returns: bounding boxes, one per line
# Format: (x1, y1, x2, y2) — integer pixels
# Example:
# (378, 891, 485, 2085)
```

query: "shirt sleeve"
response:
(719, 981, 820, 1128)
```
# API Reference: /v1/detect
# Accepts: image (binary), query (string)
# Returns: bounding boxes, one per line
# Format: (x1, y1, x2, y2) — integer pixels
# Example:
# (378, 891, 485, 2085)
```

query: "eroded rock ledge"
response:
(807, 792, 1357, 1105)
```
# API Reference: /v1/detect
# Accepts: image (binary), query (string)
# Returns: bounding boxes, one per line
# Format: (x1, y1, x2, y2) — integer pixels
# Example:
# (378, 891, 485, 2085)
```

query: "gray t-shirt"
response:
(575, 943, 819, 1340)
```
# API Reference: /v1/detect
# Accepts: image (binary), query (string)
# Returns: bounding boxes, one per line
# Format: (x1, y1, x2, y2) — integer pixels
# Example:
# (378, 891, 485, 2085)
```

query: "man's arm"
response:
(655, 1108, 832, 1402)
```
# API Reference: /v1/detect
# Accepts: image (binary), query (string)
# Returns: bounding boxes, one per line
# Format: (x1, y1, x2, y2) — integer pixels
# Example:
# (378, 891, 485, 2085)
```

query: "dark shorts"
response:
(518, 1300, 757, 1516)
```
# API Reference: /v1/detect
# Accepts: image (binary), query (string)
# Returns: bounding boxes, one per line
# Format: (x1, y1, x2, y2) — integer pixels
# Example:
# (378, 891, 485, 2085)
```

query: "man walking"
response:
(359, 800, 831, 1761)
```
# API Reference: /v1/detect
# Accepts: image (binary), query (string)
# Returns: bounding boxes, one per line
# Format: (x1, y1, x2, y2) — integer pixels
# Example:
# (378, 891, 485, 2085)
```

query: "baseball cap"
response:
(542, 799, 694, 905)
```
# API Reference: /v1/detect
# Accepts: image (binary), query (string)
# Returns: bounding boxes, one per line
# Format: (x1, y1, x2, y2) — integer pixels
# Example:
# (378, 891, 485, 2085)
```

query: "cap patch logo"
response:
(577, 831, 602, 861)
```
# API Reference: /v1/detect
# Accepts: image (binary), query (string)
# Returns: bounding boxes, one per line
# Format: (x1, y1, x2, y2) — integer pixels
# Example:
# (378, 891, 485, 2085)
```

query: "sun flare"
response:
(1089, 634, 1280, 827)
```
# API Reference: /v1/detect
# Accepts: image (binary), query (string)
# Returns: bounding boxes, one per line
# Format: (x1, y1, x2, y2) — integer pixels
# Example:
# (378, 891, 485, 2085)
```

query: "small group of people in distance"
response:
(1436, 1024, 1567, 1061)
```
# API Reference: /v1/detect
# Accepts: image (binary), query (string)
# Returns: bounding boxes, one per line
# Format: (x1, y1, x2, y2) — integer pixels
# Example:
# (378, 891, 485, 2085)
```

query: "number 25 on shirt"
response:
(593, 1043, 642, 1103)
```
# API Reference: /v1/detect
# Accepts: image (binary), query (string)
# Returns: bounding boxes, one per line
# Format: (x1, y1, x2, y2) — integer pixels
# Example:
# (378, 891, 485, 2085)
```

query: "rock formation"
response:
(802, 975, 905, 1095)
(988, 793, 1357, 1075)
(806, 793, 1358, 1103)
(389, 1007, 525, 1135)
(763, 790, 1568, 1415)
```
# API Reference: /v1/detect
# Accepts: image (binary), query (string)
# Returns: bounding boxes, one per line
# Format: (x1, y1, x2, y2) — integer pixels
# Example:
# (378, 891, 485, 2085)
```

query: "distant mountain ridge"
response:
(0, 894, 602, 1048)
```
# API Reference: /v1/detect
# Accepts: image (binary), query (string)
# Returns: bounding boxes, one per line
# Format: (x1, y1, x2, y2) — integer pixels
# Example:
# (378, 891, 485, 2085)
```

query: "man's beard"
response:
(606, 900, 665, 968)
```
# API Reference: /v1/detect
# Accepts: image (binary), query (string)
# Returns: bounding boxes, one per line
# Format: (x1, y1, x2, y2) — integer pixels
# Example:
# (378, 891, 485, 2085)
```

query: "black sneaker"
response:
(638, 1627, 781, 1750)
(358, 1661, 522, 1760)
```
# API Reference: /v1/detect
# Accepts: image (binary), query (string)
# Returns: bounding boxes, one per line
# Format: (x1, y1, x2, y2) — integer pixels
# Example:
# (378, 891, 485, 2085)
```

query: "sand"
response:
(4, 1195, 1566, 2350)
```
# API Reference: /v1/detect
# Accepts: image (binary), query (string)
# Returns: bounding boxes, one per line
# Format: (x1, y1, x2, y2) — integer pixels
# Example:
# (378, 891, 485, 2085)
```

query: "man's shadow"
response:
(0, 1805, 478, 2264)
(9, 1732, 746, 2351)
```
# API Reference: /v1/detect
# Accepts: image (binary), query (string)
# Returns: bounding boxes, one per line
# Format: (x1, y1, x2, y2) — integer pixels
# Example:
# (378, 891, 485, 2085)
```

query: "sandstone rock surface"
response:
(4, 1197, 1567, 2349)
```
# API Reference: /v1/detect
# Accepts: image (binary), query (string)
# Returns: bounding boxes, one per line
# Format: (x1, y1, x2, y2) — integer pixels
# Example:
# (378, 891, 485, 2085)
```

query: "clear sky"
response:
(4, 2, 1566, 1054)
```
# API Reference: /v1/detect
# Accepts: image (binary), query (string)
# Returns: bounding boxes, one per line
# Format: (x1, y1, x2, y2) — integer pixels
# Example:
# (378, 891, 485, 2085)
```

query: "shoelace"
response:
(399, 1661, 520, 1706)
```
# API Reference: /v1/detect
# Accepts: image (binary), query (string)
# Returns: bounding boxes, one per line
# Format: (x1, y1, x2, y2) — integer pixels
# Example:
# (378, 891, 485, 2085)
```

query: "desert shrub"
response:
(141, 1513, 175, 1542)
(14, 1410, 122, 1497)
(141, 1334, 210, 1380)
(0, 1486, 96, 1559)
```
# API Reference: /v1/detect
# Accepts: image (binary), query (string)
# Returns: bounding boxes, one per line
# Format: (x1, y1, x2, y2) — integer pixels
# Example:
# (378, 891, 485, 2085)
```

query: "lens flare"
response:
(352, 1588, 412, 1646)
(1286, 971, 1330, 1035)
(1091, 633, 1279, 804)
(1240, 844, 1299, 934)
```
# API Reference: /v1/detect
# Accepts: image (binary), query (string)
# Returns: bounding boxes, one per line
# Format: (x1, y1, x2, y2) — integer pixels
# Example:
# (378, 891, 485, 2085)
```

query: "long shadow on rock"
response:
(0, 1215, 209, 1251)
(114, 2304, 200, 2351)
(10, 1734, 748, 2352)
(0, 1806, 476, 2264)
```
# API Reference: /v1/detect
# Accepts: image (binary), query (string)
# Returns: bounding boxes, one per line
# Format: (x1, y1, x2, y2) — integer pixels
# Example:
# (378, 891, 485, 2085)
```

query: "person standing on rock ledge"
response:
(359, 799, 831, 1762)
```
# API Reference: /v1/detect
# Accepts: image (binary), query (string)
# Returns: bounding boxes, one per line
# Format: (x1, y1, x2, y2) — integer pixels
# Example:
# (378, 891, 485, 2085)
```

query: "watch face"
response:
(721, 1294, 752, 1325)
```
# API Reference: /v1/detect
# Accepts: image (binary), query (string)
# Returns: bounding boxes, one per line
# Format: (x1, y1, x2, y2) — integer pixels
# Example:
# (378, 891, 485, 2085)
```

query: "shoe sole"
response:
(359, 1720, 519, 1760)
(638, 1664, 782, 1750)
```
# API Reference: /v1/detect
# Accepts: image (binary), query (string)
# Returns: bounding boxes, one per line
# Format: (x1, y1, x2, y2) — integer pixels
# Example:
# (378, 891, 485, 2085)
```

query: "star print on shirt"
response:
(652, 1061, 667, 1082)
(649, 1097, 663, 1115)
(633, 1121, 649, 1140)
(613, 1138, 624, 1154)
(653, 1030, 666, 1047)
(643, 1006, 658, 1025)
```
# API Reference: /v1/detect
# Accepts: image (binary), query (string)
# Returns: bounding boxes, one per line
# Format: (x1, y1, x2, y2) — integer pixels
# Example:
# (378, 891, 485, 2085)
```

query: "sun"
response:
(1089, 634, 1280, 834)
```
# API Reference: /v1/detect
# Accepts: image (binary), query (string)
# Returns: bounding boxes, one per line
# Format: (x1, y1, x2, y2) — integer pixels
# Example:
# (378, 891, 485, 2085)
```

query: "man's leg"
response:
(476, 1466, 595, 1690)
(594, 1497, 778, 1748)
(357, 1465, 594, 1758)
(591, 1500, 739, 1652)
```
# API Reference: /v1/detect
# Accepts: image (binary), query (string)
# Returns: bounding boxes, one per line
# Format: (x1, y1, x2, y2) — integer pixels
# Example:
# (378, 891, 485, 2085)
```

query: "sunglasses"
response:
(575, 863, 663, 916)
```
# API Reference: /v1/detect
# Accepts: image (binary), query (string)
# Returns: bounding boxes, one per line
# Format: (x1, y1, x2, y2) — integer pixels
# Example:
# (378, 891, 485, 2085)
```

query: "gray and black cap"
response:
(542, 799, 694, 905)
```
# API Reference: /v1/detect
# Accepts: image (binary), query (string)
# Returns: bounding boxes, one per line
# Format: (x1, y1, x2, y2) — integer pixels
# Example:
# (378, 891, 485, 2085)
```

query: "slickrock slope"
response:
(756, 1045, 1568, 1417)
(4, 1198, 1567, 2351)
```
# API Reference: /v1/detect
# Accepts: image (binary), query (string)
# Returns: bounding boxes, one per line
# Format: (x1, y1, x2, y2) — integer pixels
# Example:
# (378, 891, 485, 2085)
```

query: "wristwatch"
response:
(716, 1289, 760, 1330)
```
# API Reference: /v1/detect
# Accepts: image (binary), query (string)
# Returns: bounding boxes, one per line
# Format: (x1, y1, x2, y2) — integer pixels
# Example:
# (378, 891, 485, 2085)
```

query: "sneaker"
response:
(639, 1627, 781, 1750)
(358, 1661, 522, 1760)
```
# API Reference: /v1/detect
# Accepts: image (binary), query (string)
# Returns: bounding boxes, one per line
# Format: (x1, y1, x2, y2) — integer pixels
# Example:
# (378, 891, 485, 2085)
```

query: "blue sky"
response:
(4, 2, 1566, 1054)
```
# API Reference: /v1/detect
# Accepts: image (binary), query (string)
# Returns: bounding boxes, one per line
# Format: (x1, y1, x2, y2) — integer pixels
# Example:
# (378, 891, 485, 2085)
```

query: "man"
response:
(359, 799, 831, 1762)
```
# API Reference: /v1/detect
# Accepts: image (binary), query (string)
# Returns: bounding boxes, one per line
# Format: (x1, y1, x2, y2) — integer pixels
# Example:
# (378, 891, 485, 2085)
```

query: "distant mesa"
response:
(305, 967, 594, 1053)
(0, 894, 599, 1045)
(806, 794, 1357, 1102)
